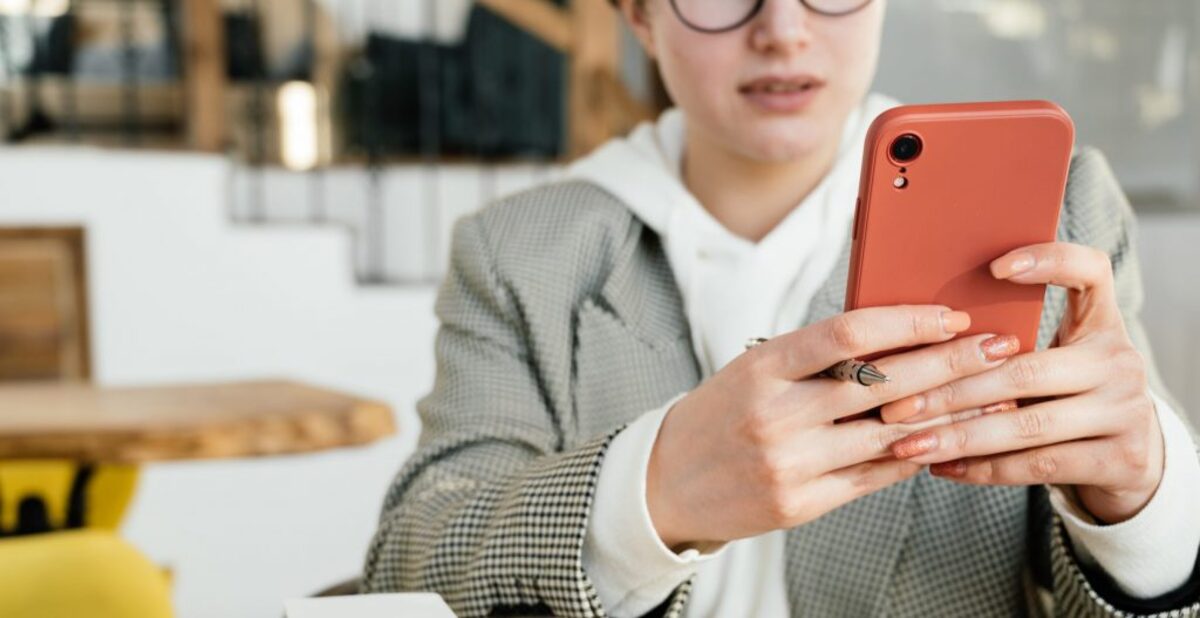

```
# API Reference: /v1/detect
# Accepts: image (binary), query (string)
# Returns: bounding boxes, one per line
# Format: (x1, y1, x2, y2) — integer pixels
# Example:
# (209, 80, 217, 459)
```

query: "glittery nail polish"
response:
(892, 432, 939, 459)
(980, 335, 1020, 362)
(982, 400, 1018, 414)
(931, 460, 967, 477)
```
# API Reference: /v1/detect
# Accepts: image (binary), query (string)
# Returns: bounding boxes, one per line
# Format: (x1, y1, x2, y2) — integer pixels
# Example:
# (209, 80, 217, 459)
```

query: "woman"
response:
(363, 1, 1200, 616)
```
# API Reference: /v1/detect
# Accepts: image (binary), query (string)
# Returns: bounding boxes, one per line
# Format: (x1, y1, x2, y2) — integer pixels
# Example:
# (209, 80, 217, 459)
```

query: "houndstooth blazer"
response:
(362, 147, 1200, 617)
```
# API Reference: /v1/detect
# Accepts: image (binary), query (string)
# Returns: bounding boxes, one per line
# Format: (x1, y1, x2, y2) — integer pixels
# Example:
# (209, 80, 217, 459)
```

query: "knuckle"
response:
(1049, 248, 1070, 270)
(762, 494, 788, 525)
(845, 463, 886, 500)
(1006, 357, 1045, 391)
(944, 344, 970, 376)
(1117, 437, 1150, 472)
(828, 315, 865, 355)
(952, 426, 971, 454)
(735, 409, 774, 447)
(1028, 452, 1059, 481)
(754, 450, 791, 491)
(910, 311, 926, 341)
(768, 494, 806, 528)
(764, 488, 800, 525)
(1108, 393, 1155, 440)
(1101, 257, 1115, 280)
(1132, 393, 1157, 423)
(1117, 349, 1147, 383)
(1118, 391, 1154, 430)
(1089, 247, 1113, 274)
(1013, 407, 1050, 440)
(926, 381, 958, 414)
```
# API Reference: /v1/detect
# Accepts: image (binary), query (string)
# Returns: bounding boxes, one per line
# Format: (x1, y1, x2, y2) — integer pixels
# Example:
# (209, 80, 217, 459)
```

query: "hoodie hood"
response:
(565, 94, 901, 375)
(566, 93, 900, 238)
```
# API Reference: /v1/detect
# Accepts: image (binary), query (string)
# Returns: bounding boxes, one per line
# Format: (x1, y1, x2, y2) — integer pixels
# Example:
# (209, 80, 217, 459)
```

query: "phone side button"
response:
(852, 197, 863, 240)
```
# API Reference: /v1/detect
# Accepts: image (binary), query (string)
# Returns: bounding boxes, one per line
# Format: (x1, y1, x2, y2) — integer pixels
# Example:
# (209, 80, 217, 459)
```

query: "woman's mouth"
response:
(738, 76, 824, 113)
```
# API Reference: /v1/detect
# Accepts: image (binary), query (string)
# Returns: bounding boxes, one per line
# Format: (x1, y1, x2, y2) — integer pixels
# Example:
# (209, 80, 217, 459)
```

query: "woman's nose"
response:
(749, 0, 815, 53)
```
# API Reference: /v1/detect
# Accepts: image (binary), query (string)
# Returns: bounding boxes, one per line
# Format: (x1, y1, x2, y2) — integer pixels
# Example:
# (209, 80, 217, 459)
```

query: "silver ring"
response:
(744, 337, 769, 351)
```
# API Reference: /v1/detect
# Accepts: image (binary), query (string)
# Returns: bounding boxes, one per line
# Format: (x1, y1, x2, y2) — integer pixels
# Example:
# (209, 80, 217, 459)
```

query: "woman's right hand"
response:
(645, 305, 1022, 551)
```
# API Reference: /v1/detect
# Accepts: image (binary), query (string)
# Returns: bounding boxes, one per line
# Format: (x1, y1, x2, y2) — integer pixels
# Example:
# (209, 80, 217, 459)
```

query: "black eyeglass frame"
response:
(668, 0, 875, 33)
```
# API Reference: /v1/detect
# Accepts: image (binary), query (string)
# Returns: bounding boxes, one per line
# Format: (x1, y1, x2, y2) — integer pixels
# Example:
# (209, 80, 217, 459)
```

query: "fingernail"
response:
(891, 432, 938, 459)
(884, 395, 925, 423)
(982, 400, 1018, 414)
(980, 334, 1020, 362)
(930, 460, 967, 477)
(993, 252, 1036, 278)
(941, 311, 971, 334)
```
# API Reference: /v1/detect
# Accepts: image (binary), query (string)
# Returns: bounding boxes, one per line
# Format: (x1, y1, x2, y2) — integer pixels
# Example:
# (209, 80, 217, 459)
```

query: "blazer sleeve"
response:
(1031, 146, 1200, 617)
(360, 212, 692, 618)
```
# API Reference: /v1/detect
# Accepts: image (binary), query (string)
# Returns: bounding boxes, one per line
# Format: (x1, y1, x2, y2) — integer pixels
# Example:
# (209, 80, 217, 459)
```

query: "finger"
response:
(907, 400, 1018, 427)
(882, 396, 1019, 426)
(813, 332, 1019, 423)
(810, 410, 981, 472)
(990, 242, 1121, 328)
(927, 438, 1126, 488)
(792, 458, 924, 522)
(806, 418, 924, 471)
(879, 345, 1104, 425)
(751, 305, 971, 381)
(888, 395, 1122, 465)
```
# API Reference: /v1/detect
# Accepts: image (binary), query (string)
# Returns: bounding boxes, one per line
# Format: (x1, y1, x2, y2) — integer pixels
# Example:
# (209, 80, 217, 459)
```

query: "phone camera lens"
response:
(890, 134, 923, 163)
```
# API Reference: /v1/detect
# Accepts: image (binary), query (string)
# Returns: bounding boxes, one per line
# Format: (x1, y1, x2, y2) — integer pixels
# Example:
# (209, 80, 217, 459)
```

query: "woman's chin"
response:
(735, 135, 827, 164)
(726, 119, 834, 163)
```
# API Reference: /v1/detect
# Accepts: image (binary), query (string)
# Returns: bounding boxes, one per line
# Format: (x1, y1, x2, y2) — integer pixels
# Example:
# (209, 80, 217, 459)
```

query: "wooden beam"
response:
(567, 0, 625, 158)
(476, 0, 573, 53)
(182, 0, 227, 152)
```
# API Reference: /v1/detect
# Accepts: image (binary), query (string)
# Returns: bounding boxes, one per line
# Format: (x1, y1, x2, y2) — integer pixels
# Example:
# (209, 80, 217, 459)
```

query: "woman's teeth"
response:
(753, 82, 812, 93)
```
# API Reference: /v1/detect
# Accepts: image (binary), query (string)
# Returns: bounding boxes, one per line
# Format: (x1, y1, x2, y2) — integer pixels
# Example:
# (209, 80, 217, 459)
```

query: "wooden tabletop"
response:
(0, 379, 396, 463)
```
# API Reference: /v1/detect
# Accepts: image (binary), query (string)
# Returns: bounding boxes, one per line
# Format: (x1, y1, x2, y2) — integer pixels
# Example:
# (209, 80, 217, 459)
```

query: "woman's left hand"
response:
(880, 241, 1164, 524)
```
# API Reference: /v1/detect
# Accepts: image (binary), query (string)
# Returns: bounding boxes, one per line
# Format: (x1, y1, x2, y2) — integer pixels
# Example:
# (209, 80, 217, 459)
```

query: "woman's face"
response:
(624, 0, 886, 163)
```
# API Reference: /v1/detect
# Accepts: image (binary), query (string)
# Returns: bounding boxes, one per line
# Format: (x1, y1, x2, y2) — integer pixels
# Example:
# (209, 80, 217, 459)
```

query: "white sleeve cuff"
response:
(1049, 391, 1200, 598)
(583, 392, 728, 617)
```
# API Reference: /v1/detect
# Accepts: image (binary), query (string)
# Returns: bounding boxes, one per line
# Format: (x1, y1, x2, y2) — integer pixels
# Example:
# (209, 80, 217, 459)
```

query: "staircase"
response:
(227, 160, 561, 284)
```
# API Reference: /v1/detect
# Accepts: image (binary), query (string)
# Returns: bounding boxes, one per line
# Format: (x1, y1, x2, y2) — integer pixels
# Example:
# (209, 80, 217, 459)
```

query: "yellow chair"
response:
(0, 529, 173, 618)
(0, 462, 138, 533)
(0, 228, 172, 617)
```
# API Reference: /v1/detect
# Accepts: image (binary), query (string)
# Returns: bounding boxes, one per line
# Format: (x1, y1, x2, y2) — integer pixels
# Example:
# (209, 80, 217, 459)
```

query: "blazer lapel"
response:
(784, 226, 917, 616)
(597, 219, 692, 348)
(561, 218, 702, 446)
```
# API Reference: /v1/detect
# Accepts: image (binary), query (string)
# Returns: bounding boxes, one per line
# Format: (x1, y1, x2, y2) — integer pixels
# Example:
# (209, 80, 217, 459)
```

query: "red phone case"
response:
(845, 100, 1075, 361)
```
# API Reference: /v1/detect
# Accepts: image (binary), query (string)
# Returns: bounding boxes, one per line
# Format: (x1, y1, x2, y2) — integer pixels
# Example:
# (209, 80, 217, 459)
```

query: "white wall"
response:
(1137, 213, 1200, 422)
(0, 146, 435, 618)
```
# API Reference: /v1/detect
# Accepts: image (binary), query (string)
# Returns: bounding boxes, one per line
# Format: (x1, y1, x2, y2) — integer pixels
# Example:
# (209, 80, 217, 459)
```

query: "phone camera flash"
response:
(893, 176, 908, 189)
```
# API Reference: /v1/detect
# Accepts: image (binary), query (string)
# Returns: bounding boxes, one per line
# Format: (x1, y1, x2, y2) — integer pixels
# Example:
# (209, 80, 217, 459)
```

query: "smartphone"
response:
(845, 100, 1075, 361)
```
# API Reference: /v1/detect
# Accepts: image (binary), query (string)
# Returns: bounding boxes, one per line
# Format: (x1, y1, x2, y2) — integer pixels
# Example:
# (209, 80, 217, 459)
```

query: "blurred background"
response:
(0, 1, 1196, 616)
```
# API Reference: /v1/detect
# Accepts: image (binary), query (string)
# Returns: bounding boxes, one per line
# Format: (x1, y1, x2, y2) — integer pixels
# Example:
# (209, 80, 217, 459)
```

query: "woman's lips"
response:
(738, 78, 823, 113)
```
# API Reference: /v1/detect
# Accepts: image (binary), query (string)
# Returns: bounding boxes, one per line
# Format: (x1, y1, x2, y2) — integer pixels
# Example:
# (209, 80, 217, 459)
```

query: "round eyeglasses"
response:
(669, 0, 874, 33)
